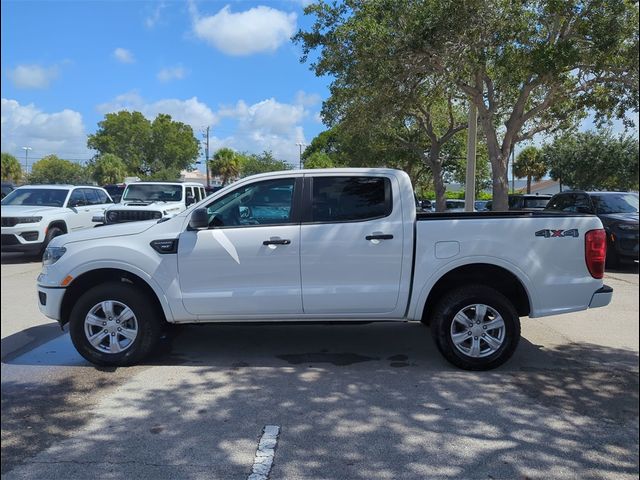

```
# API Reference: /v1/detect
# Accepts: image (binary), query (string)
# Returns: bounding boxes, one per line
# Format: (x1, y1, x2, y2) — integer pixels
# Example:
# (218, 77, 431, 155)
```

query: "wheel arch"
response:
(47, 220, 68, 234)
(419, 263, 531, 325)
(60, 268, 171, 327)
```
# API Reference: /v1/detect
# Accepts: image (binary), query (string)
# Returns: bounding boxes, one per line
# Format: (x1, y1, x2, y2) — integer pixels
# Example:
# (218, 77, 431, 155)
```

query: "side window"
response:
(95, 189, 112, 204)
(194, 187, 202, 202)
(205, 178, 296, 228)
(82, 188, 100, 205)
(574, 194, 593, 213)
(185, 187, 194, 205)
(198, 187, 205, 201)
(68, 189, 87, 207)
(547, 194, 571, 211)
(311, 176, 391, 222)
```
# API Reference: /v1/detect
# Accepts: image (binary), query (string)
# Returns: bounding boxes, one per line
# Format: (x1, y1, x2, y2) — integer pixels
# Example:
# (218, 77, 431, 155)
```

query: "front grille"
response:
(1, 217, 18, 227)
(106, 210, 162, 223)
(1, 234, 19, 245)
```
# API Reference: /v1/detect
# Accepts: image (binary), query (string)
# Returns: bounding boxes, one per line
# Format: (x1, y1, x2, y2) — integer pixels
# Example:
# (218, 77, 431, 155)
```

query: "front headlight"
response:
(42, 247, 66, 266)
(618, 223, 638, 231)
(17, 216, 42, 224)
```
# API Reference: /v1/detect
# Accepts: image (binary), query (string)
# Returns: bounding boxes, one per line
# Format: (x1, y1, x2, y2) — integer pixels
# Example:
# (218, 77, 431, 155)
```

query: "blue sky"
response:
(1, 0, 637, 176)
(1, 0, 328, 168)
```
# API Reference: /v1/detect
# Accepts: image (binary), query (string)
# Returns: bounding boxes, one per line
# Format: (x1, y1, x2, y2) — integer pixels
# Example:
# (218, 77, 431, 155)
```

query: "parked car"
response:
(205, 185, 224, 197)
(102, 183, 126, 203)
(37, 169, 611, 370)
(474, 200, 489, 212)
(96, 181, 206, 224)
(486, 194, 552, 211)
(1, 182, 16, 199)
(1, 185, 113, 255)
(545, 191, 639, 266)
(445, 199, 466, 212)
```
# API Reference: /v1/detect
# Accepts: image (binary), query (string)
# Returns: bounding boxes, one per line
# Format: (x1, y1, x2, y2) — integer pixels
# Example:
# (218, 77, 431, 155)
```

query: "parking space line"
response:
(247, 425, 280, 480)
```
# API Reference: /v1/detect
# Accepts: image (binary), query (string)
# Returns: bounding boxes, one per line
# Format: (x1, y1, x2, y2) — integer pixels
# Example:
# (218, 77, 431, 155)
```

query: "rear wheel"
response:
(431, 285, 520, 370)
(69, 282, 163, 366)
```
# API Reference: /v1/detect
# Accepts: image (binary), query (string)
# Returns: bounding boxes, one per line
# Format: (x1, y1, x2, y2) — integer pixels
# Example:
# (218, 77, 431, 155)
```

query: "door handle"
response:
(366, 234, 393, 241)
(263, 238, 291, 246)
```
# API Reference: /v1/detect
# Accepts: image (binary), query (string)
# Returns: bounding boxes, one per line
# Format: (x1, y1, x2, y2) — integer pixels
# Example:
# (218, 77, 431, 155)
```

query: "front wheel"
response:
(69, 282, 163, 366)
(431, 285, 521, 370)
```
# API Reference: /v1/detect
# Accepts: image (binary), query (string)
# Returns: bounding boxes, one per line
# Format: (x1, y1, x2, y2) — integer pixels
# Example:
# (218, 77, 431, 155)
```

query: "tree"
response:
(297, 0, 639, 210)
(514, 146, 548, 193)
(295, 4, 469, 211)
(239, 151, 291, 177)
(87, 111, 151, 174)
(29, 155, 88, 184)
(1, 153, 22, 183)
(144, 114, 200, 178)
(542, 130, 639, 191)
(210, 148, 241, 186)
(304, 151, 336, 169)
(87, 111, 199, 179)
(89, 153, 128, 185)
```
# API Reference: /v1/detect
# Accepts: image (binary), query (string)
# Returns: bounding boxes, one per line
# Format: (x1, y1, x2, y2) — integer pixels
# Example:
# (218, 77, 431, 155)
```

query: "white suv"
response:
(99, 182, 206, 224)
(1, 185, 113, 255)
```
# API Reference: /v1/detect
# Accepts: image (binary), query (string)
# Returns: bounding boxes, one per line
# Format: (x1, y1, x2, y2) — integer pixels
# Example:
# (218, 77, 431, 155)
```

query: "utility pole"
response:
(464, 104, 477, 212)
(295, 142, 306, 169)
(202, 127, 210, 188)
(22, 146, 32, 174)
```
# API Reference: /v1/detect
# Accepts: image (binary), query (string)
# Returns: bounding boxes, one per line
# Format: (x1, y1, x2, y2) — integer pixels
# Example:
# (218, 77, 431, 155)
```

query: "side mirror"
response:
(188, 208, 209, 230)
(186, 194, 195, 206)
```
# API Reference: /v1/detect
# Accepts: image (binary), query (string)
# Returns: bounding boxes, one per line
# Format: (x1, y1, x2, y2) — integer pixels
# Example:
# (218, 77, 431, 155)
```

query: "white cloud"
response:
(157, 66, 188, 83)
(191, 4, 296, 56)
(113, 48, 135, 64)
(6, 64, 59, 89)
(144, 2, 165, 28)
(0, 98, 91, 163)
(96, 92, 217, 129)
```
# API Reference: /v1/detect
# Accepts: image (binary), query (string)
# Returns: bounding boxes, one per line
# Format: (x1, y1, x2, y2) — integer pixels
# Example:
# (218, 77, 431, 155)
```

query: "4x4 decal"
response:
(535, 229, 579, 238)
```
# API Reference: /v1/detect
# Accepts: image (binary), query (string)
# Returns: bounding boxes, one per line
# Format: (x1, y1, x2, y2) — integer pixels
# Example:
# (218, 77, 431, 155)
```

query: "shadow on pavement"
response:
(2, 322, 638, 479)
(0, 252, 41, 265)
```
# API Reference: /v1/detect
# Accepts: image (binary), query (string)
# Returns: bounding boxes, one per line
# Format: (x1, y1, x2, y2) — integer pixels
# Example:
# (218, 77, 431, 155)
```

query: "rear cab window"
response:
(310, 176, 392, 223)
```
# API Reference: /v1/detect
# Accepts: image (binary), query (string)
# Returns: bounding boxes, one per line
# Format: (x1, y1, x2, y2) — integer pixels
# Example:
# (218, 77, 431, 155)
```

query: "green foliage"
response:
(297, 0, 639, 210)
(29, 155, 88, 185)
(542, 130, 639, 191)
(514, 146, 548, 193)
(1, 153, 22, 183)
(210, 148, 241, 186)
(89, 153, 128, 185)
(239, 151, 291, 177)
(87, 111, 199, 179)
(304, 151, 336, 169)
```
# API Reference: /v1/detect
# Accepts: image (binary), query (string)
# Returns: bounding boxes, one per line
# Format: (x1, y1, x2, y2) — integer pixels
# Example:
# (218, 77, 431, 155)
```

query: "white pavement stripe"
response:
(247, 425, 280, 480)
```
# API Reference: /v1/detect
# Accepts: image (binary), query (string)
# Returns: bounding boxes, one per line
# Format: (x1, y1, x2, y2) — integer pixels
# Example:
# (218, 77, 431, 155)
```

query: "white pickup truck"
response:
(97, 181, 206, 224)
(36, 169, 612, 370)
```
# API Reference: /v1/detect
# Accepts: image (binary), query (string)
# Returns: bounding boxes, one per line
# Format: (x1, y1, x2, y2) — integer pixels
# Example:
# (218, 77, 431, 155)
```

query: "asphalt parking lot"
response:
(1, 253, 638, 480)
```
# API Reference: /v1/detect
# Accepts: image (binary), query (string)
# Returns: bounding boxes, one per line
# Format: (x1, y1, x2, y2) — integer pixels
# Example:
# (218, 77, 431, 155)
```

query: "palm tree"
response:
(514, 146, 547, 193)
(209, 148, 240, 186)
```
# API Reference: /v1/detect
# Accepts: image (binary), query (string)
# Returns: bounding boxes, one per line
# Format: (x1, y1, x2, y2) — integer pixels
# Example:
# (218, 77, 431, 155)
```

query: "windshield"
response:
(1, 188, 69, 207)
(122, 184, 182, 202)
(591, 194, 639, 214)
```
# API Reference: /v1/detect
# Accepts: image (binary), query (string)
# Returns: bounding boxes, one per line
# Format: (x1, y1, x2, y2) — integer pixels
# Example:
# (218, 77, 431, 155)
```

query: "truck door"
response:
(178, 176, 303, 316)
(300, 175, 404, 315)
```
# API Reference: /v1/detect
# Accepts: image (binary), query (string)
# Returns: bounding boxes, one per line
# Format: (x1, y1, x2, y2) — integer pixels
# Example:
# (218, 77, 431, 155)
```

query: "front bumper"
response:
(1, 224, 45, 252)
(589, 285, 613, 309)
(37, 285, 66, 322)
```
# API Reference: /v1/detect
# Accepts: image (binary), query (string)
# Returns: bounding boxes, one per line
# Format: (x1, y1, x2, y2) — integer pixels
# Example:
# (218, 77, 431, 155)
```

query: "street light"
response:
(22, 146, 32, 173)
(295, 142, 307, 169)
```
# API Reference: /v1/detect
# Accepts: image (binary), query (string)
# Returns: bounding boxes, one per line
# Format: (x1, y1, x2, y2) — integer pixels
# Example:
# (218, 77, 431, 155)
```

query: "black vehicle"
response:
(545, 191, 639, 266)
(1, 182, 16, 200)
(102, 184, 126, 203)
(205, 185, 224, 197)
(486, 194, 552, 211)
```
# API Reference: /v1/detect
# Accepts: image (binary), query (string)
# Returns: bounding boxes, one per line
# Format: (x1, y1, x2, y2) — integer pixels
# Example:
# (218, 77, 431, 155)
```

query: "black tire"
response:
(69, 282, 163, 366)
(39, 226, 65, 256)
(431, 284, 521, 370)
